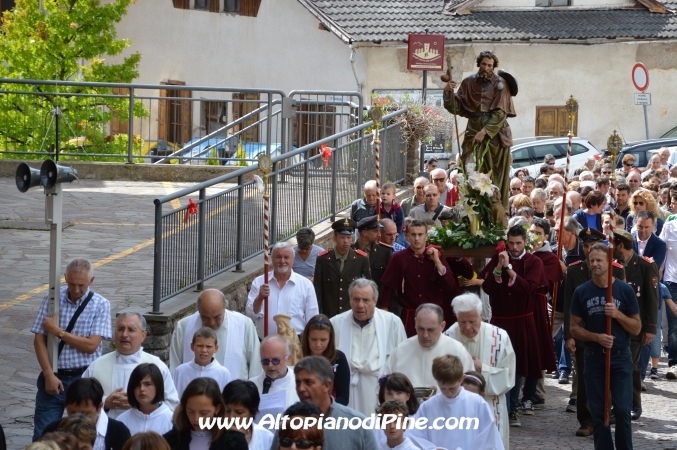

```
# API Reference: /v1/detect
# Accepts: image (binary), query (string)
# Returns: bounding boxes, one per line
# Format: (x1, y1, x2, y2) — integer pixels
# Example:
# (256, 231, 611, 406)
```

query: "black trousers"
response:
(630, 338, 642, 410)
(575, 345, 594, 427)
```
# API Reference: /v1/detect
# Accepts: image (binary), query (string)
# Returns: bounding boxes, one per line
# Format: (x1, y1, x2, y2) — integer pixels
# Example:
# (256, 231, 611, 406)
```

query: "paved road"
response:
(1, 177, 676, 449)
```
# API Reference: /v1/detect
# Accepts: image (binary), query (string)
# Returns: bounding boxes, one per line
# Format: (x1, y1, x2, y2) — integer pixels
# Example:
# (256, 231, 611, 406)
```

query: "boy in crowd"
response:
(173, 327, 231, 397)
(377, 400, 418, 450)
(380, 182, 404, 234)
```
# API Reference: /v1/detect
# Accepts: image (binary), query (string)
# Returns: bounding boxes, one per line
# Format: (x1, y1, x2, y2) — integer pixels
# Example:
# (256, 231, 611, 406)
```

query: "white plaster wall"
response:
(113, 0, 360, 93)
(362, 42, 677, 150)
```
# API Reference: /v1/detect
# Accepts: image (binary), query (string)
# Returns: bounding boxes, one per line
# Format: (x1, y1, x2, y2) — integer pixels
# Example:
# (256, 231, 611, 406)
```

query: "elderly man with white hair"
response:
(170, 289, 262, 380)
(568, 191, 582, 212)
(643, 153, 663, 180)
(659, 147, 672, 170)
(430, 168, 458, 207)
(446, 293, 515, 446)
(579, 171, 594, 182)
(350, 180, 379, 223)
(547, 181, 564, 201)
(247, 242, 319, 339)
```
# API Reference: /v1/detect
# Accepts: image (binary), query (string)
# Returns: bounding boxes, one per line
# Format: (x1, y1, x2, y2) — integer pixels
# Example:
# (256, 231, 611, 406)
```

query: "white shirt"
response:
(378, 437, 421, 450)
(94, 411, 108, 450)
(661, 219, 677, 282)
(174, 359, 231, 398)
(117, 403, 174, 436)
(246, 270, 319, 339)
(189, 430, 212, 450)
(249, 424, 275, 450)
(637, 237, 648, 256)
(249, 367, 300, 420)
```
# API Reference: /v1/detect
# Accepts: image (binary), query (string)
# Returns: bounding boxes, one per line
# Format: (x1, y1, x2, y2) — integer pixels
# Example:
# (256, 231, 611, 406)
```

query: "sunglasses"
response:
(511, 187, 521, 191)
(261, 358, 282, 366)
(432, 178, 446, 182)
(279, 438, 319, 449)
(624, 163, 634, 167)
(633, 201, 645, 206)
(415, 186, 424, 190)
(602, 171, 611, 174)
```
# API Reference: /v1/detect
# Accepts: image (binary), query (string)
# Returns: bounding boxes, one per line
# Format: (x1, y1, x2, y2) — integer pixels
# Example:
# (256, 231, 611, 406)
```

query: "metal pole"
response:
(127, 87, 135, 164)
(45, 184, 63, 369)
(263, 179, 270, 338)
(234, 175, 245, 272)
(643, 104, 650, 140)
(266, 94, 273, 161)
(330, 139, 338, 221)
(270, 162, 278, 245)
(54, 107, 61, 163)
(422, 70, 428, 104)
(151, 200, 163, 314)
(302, 151, 309, 227)
(196, 188, 206, 291)
(356, 135, 364, 199)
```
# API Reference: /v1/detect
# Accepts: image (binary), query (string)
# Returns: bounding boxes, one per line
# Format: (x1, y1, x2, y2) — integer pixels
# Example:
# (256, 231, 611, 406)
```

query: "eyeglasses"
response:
(415, 186, 424, 190)
(432, 178, 446, 182)
(280, 438, 320, 449)
(624, 163, 634, 167)
(633, 201, 645, 206)
(602, 171, 611, 174)
(511, 187, 521, 191)
(628, 179, 639, 183)
(261, 358, 282, 366)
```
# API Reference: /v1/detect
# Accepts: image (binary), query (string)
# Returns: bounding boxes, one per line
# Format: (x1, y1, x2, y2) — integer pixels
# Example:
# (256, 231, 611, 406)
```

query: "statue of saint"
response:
(273, 314, 303, 365)
(444, 50, 517, 210)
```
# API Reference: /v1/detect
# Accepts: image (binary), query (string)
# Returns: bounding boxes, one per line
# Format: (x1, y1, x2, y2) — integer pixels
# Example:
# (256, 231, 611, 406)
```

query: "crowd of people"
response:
(12, 144, 677, 450)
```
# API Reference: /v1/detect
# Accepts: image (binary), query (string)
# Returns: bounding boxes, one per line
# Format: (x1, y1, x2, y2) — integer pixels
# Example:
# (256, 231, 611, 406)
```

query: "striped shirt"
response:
(31, 286, 112, 369)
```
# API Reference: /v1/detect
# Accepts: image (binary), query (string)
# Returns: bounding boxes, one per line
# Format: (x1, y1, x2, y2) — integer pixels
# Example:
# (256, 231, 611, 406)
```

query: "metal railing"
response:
(151, 108, 408, 311)
(0, 79, 363, 166)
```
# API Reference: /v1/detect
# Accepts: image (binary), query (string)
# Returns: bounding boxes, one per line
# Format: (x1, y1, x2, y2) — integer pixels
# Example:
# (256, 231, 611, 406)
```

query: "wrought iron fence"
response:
(152, 109, 408, 311)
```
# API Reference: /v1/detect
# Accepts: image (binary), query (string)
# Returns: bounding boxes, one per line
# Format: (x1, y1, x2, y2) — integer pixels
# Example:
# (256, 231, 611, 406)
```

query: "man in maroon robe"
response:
(481, 224, 548, 421)
(380, 219, 458, 337)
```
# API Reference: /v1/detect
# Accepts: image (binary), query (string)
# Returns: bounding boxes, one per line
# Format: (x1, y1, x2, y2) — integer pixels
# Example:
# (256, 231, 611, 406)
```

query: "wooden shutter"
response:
(158, 87, 168, 141)
(210, 0, 220, 12)
(241, 0, 261, 17)
(173, 0, 189, 9)
(233, 93, 260, 142)
(180, 89, 192, 145)
(110, 87, 130, 135)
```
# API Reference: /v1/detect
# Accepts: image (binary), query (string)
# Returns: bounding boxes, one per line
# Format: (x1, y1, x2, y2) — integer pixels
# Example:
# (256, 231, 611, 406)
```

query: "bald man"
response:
(169, 289, 262, 379)
(430, 168, 458, 207)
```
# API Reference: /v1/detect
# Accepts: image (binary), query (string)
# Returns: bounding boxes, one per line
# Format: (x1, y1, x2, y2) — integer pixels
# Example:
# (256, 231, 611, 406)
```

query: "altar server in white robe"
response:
(117, 363, 174, 436)
(331, 278, 406, 417)
(169, 288, 262, 380)
(82, 312, 179, 419)
(173, 327, 231, 397)
(408, 355, 504, 450)
(445, 293, 515, 449)
(386, 303, 473, 392)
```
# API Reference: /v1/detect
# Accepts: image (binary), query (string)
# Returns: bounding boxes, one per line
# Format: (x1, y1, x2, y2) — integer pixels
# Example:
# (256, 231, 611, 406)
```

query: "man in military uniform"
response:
(564, 227, 626, 437)
(352, 216, 392, 296)
(313, 218, 371, 318)
(613, 229, 658, 421)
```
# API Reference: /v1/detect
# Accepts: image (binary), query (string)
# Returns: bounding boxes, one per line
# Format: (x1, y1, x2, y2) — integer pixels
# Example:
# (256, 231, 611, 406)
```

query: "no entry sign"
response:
(632, 63, 649, 92)
(407, 34, 445, 71)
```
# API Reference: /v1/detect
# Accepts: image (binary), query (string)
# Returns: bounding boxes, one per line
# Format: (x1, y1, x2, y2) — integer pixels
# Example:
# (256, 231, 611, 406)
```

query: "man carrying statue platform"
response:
(443, 50, 517, 210)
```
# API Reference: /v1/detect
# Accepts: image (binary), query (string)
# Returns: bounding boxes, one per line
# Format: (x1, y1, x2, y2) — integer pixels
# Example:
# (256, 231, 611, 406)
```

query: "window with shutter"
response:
(293, 104, 336, 151)
(159, 81, 192, 146)
(173, 0, 190, 9)
(240, 0, 261, 16)
(535, 106, 577, 137)
(195, 0, 209, 10)
(109, 87, 130, 136)
(232, 93, 260, 143)
(202, 101, 227, 135)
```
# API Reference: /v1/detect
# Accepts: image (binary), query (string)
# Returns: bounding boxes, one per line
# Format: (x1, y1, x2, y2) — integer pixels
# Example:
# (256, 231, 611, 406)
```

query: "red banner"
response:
(407, 34, 445, 71)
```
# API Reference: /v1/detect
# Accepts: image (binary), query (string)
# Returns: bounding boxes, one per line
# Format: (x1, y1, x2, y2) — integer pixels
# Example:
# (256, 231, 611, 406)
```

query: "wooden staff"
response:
(369, 108, 383, 221)
(258, 154, 273, 337)
(604, 232, 614, 426)
(441, 54, 462, 157)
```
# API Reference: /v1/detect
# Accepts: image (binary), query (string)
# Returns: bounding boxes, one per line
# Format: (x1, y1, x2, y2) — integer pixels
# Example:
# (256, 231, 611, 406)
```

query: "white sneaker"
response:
(667, 365, 677, 380)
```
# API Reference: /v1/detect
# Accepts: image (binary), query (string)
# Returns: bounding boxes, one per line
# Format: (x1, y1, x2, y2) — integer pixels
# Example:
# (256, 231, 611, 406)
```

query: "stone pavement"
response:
(1, 176, 677, 449)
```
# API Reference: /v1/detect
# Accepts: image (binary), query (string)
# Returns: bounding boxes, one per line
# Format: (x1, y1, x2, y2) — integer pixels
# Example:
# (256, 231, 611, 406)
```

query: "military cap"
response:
(578, 227, 606, 242)
(613, 229, 635, 247)
(356, 215, 383, 231)
(332, 217, 357, 235)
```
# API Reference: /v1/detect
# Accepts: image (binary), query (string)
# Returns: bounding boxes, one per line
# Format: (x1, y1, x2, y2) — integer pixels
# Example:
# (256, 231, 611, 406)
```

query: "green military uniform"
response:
(314, 219, 371, 318)
(614, 229, 659, 415)
(351, 215, 392, 295)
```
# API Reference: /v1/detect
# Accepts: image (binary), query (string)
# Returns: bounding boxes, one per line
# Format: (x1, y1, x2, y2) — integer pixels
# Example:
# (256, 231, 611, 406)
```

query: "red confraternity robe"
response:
(532, 248, 563, 373)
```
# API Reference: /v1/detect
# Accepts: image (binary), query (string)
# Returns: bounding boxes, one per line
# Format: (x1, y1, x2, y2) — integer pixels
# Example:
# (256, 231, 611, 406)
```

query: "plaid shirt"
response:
(31, 285, 112, 370)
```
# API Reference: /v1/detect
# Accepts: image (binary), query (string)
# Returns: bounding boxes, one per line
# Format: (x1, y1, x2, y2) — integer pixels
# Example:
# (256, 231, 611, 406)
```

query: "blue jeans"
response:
(584, 347, 634, 450)
(638, 308, 662, 379)
(554, 326, 572, 375)
(33, 371, 81, 441)
(510, 375, 537, 412)
(666, 282, 677, 367)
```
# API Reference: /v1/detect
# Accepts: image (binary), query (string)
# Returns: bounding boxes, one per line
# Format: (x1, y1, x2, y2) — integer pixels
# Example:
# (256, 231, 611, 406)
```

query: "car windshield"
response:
(662, 126, 677, 139)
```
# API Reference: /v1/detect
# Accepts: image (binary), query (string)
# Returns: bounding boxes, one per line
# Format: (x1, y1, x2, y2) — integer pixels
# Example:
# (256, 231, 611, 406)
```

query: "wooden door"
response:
(536, 106, 578, 137)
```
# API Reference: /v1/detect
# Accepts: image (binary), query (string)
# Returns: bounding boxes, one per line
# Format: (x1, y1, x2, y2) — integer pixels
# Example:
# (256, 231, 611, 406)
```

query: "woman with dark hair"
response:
(120, 431, 171, 450)
(222, 380, 274, 450)
(163, 378, 247, 450)
(117, 363, 174, 436)
(278, 402, 324, 450)
(300, 314, 350, 405)
(377, 373, 419, 415)
(572, 189, 606, 231)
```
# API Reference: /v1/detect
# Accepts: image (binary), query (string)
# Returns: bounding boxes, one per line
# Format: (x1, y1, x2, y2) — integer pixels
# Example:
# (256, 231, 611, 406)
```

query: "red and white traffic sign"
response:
(632, 63, 649, 92)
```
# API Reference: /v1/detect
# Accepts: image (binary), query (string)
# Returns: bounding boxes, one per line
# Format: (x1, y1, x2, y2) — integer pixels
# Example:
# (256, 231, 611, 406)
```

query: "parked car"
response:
(661, 126, 677, 138)
(510, 136, 601, 177)
(612, 138, 677, 170)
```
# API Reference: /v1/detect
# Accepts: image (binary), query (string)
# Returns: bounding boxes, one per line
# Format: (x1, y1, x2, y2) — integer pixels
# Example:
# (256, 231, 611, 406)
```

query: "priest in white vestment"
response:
(331, 278, 406, 417)
(169, 289, 262, 380)
(445, 293, 515, 449)
(386, 303, 473, 391)
(82, 312, 179, 419)
(249, 336, 299, 421)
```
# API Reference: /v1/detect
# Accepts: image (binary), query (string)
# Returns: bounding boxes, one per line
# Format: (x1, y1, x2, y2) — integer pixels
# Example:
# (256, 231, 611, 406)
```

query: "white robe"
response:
(169, 309, 262, 380)
(386, 335, 474, 388)
(378, 437, 420, 450)
(249, 367, 300, 421)
(174, 359, 231, 398)
(407, 388, 504, 450)
(82, 348, 179, 419)
(445, 322, 515, 450)
(249, 424, 274, 450)
(331, 309, 407, 417)
(116, 403, 174, 436)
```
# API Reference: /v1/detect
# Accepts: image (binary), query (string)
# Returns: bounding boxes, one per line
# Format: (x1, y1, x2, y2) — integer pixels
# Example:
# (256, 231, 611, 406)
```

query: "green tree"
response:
(0, 0, 147, 161)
